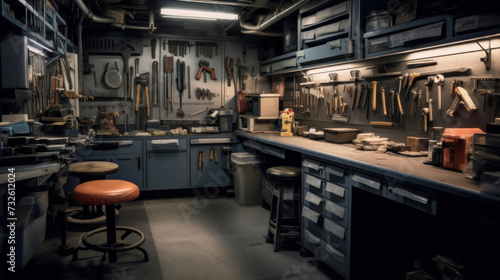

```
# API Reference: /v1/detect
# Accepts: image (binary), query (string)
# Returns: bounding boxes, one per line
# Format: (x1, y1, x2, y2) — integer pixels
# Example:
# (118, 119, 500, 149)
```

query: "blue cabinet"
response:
(145, 139, 189, 190)
(70, 140, 144, 191)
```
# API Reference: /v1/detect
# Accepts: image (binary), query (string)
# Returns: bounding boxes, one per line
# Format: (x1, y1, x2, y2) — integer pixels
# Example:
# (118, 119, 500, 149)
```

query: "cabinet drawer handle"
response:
(352, 173, 381, 190)
(303, 159, 321, 171)
(389, 187, 429, 205)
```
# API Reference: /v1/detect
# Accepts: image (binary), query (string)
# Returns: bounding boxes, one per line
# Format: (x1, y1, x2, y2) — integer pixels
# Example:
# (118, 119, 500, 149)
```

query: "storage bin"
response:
(248, 93, 280, 117)
(15, 191, 48, 267)
(324, 128, 359, 143)
(442, 128, 484, 171)
(231, 152, 269, 205)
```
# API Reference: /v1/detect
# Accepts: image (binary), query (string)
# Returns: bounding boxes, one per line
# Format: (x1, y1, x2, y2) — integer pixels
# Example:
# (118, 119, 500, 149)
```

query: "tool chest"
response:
(296, 0, 359, 66)
(302, 157, 351, 279)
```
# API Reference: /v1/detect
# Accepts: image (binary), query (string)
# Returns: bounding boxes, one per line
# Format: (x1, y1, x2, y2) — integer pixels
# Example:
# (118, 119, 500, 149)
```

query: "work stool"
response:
(57, 161, 120, 256)
(265, 166, 302, 252)
(72, 180, 148, 269)
(68, 161, 120, 225)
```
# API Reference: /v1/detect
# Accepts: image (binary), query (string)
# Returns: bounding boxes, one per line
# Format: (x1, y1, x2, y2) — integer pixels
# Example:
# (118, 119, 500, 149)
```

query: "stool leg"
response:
(105, 204, 118, 263)
(274, 186, 284, 252)
(266, 190, 278, 244)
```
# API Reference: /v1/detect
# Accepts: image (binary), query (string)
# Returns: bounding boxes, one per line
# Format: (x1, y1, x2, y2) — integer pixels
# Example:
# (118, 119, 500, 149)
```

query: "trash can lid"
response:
(231, 152, 267, 164)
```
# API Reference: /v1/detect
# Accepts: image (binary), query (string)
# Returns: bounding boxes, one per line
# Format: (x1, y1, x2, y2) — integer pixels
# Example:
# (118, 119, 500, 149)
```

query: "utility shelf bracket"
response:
(476, 40, 491, 71)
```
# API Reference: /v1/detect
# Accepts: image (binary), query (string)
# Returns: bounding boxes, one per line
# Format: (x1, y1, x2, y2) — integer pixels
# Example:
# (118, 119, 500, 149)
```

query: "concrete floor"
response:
(143, 196, 335, 280)
(5, 195, 337, 280)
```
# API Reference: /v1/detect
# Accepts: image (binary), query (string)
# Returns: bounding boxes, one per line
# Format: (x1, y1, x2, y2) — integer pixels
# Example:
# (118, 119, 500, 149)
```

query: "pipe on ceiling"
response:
(75, 0, 156, 32)
(239, 0, 309, 32)
(75, 0, 115, 24)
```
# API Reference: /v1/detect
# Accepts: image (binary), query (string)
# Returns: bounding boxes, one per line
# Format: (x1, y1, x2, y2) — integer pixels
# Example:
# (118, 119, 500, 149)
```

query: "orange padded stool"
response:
(72, 180, 148, 267)
(68, 161, 119, 220)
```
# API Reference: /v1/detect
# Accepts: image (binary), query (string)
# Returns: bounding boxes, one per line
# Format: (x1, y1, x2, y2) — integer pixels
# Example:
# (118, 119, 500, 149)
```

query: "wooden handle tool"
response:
(372, 81, 377, 110)
(381, 87, 387, 116)
(136, 84, 140, 111)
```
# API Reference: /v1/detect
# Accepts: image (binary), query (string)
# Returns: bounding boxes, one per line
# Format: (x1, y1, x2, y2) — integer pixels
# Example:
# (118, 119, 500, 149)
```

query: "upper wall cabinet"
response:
(362, 0, 500, 58)
(0, 0, 73, 54)
(296, 0, 360, 66)
(260, 0, 361, 76)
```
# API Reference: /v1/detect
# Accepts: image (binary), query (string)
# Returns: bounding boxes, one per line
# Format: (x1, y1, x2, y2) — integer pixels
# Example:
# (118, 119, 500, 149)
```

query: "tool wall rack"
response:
(0, 0, 74, 54)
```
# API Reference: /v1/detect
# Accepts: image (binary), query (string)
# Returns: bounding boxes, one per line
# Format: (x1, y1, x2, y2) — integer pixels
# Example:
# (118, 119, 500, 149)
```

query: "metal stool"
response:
(57, 162, 119, 256)
(68, 161, 119, 223)
(265, 166, 302, 252)
(72, 179, 148, 269)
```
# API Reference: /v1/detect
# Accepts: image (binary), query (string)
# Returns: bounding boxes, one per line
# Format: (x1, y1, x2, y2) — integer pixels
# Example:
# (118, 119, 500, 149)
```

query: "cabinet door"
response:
(146, 152, 189, 190)
(108, 155, 144, 189)
(190, 145, 232, 187)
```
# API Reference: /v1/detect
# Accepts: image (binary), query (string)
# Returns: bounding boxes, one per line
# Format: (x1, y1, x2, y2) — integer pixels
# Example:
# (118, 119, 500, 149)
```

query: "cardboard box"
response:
(406, 137, 429, 151)
(442, 128, 484, 171)
(249, 93, 280, 118)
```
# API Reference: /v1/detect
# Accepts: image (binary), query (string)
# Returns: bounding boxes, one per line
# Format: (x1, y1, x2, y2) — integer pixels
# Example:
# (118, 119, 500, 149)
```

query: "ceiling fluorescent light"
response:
(160, 8, 238, 21)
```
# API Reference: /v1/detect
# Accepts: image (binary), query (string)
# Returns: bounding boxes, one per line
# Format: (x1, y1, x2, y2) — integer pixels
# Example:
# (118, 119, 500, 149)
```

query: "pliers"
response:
(225, 56, 233, 87)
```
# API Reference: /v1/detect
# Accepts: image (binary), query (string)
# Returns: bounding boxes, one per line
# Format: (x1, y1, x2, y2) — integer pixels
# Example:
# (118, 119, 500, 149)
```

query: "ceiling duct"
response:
(239, 0, 309, 33)
(75, 0, 157, 32)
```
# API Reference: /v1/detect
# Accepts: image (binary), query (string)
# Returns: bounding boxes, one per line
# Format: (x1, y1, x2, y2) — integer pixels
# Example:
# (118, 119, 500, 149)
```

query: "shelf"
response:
(297, 38, 354, 65)
(301, 10, 349, 31)
(260, 51, 297, 65)
(363, 15, 450, 39)
(0, 0, 72, 55)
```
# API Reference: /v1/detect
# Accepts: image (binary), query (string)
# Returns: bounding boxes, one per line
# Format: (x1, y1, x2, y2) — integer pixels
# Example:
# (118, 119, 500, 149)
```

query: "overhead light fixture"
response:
(160, 8, 238, 21)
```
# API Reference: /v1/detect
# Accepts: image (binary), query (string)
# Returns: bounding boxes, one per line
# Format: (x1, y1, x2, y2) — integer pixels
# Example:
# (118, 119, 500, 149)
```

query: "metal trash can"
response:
(231, 152, 268, 205)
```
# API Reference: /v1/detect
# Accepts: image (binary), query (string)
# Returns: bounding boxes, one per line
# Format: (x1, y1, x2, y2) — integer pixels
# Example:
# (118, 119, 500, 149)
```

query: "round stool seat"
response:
(73, 180, 139, 205)
(266, 166, 301, 181)
(69, 161, 119, 179)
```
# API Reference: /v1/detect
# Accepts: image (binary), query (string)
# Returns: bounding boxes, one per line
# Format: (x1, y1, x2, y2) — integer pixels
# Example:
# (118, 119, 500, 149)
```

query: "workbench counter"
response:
(235, 131, 495, 202)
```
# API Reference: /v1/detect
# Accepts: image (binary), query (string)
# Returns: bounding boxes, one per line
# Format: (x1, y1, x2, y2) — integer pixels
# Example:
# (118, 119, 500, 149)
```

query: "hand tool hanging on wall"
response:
(210, 147, 218, 163)
(152, 61, 159, 106)
(198, 150, 204, 169)
(446, 87, 477, 117)
(103, 62, 123, 89)
(381, 87, 387, 116)
(225, 57, 234, 87)
(134, 58, 140, 98)
(406, 67, 471, 95)
(164, 56, 174, 114)
(176, 59, 186, 118)
(129, 66, 134, 100)
(187, 66, 191, 99)
(196, 60, 217, 82)
(151, 39, 156, 59)
(121, 47, 132, 98)
(371, 81, 378, 111)
(135, 73, 150, 117)
(168, 40, 190, 57)
(195, 42, 218, 58)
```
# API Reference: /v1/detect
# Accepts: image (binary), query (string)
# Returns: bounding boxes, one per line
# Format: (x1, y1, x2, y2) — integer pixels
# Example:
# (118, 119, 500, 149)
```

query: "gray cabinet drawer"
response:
(324, 181, 348, 207)
(325, 164, 347, 185)
(304, 189, 348, 227)
(261, 144, 286, 159)
(324, 200, 347, 227)
(302, 228, 322, 255)
(302, 205, 322, 237)
(303, 158, 324, 178)
(304, 173, 323, 195)
(80, 140, 142, 155)
(387, 184, 437, 215)
(146, 139, 188, 151)
(351, 172, 386, 197)
(304, 190, 323, 213)
(320, 240, 348, 279)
